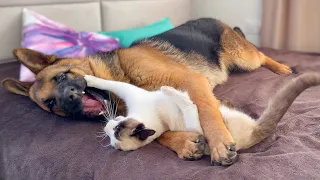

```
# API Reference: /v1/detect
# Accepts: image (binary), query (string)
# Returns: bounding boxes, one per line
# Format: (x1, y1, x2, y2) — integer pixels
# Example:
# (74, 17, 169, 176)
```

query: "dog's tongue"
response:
(82, 94, 103, 113)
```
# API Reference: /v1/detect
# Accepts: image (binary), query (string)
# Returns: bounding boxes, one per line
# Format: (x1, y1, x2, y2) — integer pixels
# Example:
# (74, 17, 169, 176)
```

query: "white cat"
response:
(84, 73, 320, 153)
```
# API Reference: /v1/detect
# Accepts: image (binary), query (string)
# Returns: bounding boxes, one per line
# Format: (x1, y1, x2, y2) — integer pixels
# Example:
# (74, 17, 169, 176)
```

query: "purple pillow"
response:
(20, 8, 121, 81)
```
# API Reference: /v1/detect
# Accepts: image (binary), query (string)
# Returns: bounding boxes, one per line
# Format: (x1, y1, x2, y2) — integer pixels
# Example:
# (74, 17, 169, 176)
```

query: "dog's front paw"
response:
(178, 135, 207, 161)
(84, 75, 99, 87)
(209, 141, 238, 166)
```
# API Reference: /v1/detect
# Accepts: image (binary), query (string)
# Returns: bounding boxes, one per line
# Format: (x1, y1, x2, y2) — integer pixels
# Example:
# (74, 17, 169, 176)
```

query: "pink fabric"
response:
(20, 9, 121, 82)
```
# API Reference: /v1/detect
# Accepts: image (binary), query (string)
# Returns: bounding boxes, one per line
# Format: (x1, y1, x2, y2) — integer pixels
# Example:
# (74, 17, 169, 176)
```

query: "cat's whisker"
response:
(101, 142, 112, 148)
(102, 114, 110, 123)
(92, 131, 108, 140)
(114, 98, 119, 119)
(113, 97, 118, 119)
(105, 95, 113, 119)
(96, 134, 109, 142)
(107, 96, 114, 119)
(100, 107, 108, 118)
(99, 110, 108, 123)
(95, 134, 107, 138)
(103, 101, 110, 117)
(106, 111, 112, 119)
(111, 97, 116, 119)
(101, 98, 114, 122)
(95, 130, 106, 134)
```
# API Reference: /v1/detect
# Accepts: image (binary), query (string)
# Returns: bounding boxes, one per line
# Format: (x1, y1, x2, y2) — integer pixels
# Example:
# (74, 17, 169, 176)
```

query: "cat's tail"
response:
(245, 72, 320, 149)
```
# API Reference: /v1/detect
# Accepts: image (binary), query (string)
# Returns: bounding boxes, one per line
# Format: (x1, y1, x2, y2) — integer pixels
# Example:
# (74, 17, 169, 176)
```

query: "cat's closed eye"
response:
(114, 123, 124, 139)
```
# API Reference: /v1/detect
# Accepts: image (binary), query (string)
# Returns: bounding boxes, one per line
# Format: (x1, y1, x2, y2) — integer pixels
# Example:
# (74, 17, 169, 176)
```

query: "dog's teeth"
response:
(82, 91, 85, 94)
(104, 100, 108, 104)
(99, 111, 104, 115)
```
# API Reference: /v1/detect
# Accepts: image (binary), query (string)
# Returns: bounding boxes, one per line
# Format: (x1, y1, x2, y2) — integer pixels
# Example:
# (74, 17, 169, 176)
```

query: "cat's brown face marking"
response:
(104, 117, 155, 151)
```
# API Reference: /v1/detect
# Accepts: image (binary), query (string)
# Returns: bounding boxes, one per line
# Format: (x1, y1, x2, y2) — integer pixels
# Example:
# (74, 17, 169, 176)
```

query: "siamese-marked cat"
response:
(84, 72, 320, 152)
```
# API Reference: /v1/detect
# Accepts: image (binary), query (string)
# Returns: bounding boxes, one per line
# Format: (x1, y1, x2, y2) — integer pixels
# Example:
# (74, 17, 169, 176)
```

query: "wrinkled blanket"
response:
(0, 48, 320, 180)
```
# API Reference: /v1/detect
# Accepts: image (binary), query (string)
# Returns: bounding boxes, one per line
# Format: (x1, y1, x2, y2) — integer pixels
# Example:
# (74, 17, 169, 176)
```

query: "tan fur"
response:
(2, 79, 32, 96)
(157, 131, 205, 160)
(2, 20, 293, 164)
(136, 40, 229, 87)
(219, 24, 292, 75)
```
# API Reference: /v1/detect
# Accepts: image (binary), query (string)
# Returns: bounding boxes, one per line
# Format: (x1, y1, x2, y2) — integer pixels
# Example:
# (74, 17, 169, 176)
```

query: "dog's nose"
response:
(64, 86, 81, 102)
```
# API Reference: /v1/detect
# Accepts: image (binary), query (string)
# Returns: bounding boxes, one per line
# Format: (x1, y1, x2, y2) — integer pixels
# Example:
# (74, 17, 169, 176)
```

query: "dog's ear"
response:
(2, 78, 33, 96)
(13, 48, 58, 74)
(131, 123, 156, 141)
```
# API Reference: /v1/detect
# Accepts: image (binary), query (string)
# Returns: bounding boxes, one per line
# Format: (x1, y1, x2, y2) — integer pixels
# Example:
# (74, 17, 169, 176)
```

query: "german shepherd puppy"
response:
(2, 18, 292, 166)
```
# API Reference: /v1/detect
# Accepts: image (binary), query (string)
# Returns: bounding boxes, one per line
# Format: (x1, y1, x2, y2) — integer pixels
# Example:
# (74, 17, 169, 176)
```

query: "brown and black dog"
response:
(2, 18, 292, 166)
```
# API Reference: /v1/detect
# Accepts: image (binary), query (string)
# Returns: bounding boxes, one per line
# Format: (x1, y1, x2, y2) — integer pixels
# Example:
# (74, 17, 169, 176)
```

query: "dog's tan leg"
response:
(220, 26, 292, 75)
(260, 52, 292, 75)
(118, 47, 237, 165)
(221, 50, 292, 75)
(183, 73, 237, 165)
(157, 131, 207, 160)
(140, 70, 237, 165)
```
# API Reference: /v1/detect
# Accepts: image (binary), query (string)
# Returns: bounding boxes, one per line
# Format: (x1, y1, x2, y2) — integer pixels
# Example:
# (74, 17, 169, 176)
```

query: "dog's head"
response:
(2, 48, 116, 118)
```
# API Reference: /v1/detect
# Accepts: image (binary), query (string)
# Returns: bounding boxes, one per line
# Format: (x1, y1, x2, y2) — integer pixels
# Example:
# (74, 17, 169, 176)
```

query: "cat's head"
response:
(104, 116, 156, 151)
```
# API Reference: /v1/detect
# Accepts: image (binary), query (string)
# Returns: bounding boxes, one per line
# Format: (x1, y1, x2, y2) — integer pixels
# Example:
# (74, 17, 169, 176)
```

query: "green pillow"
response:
(99, 17, 174, 47)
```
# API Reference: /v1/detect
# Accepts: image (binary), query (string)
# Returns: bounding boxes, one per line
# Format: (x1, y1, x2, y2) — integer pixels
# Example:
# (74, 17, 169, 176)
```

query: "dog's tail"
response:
(243, 73, 320, 149)
(233, 27, 246, 39)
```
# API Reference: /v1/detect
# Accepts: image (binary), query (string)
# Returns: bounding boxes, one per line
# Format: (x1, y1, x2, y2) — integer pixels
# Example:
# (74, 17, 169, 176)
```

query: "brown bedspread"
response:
(1, 48, 320, 180)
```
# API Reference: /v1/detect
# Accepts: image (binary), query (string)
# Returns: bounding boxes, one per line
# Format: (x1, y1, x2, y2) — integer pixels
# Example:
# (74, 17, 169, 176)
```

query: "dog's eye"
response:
(44, 98, 56, 112)
(53, 72, 68, 83)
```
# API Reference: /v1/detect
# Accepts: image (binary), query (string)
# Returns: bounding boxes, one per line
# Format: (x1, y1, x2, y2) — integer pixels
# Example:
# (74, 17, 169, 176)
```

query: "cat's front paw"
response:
(84, 75, 99, 87)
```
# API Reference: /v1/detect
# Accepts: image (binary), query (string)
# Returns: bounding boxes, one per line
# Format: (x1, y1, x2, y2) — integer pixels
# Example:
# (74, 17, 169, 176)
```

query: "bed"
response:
(1, 48, 320, 179)
(1, 0, 320, 179)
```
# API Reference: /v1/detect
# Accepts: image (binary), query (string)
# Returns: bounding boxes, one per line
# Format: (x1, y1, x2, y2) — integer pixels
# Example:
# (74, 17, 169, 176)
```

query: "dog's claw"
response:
(212, 160, 222, 166)
(226, 143, 236, 151)
(179, 135, 206, 161)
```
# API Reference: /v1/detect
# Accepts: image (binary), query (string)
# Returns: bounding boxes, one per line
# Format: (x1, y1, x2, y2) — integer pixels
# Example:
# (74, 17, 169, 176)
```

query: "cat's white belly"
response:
(182, 105, 203, 135)
(157, 99, 187, 132)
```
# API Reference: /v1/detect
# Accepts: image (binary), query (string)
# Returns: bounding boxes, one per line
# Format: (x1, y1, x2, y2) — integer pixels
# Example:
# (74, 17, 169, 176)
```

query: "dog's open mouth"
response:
(82, 87, 111, 116)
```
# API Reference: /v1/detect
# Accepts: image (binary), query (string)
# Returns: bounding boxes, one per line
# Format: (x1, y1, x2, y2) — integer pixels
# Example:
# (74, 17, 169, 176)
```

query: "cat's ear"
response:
(131, 123, 155, 141)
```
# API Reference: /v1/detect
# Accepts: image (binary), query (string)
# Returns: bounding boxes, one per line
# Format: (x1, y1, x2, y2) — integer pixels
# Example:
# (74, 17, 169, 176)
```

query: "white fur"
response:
(162, 87, 258, 150)
(85, 75, 189, 151)
(219, 105, 257, 150)
(84, 75, 258, 151)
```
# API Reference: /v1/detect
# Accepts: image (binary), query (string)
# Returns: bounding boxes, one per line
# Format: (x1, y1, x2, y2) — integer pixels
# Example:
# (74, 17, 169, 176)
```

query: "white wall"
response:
(192, 0, 262, 46)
